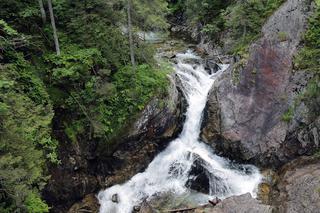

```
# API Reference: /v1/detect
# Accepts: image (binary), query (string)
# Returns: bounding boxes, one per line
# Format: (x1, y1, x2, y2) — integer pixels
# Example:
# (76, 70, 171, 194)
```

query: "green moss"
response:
(278, 31, 288, 41)
(282, 107, 294, 123)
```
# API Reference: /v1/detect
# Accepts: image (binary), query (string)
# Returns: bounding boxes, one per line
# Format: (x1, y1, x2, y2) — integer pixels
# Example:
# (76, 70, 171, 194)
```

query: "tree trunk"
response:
(127, 0, 135, 68)
(47, 0, 61, 55)
(38, 0, 46, 24)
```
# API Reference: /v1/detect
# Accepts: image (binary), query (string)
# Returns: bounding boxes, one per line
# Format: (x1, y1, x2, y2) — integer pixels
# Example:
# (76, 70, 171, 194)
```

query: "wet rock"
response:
(186, 156, 210, 194)
(256, 169, 279, 204)
(201, 0, 317, 167)
(270, 156, 320, 212)
(133, 205, 141, 212)
(204, 59, 221, 74)
(111, 193, 119, 203)
(210, 193, 273, 213)
(183, 57, 201, 65)
(44, 171, 99, 212)
(139, 201, 156, 213)
(68, 194, 99, 213)
(185, 154, 228, 195)
(209, 197, 222, 206)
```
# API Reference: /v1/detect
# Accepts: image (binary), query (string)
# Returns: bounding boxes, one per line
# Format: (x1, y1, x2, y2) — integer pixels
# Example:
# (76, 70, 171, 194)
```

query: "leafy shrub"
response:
(25, 193, 49, 213)
(93, 64, 171, 138)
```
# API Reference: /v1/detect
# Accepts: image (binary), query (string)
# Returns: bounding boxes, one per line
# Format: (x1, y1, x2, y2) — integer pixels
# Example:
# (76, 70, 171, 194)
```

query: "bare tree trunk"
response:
(127, 0, 135, 68)
(47, 0, 60, 55)
(38, 0, 46, 24)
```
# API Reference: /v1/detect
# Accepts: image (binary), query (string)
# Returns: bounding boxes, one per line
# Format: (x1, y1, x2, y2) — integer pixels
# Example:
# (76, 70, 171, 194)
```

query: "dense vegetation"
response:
(294, 0, 320, 117)
(1, 0, 319, 212)
(0, 0, 168, 211)
(169, 0, 285, 54)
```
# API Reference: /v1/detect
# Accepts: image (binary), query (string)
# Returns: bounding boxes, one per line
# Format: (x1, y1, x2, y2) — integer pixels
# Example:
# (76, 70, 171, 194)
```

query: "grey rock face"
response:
(201, 0, 318, 167)
(210, 193, 273, 213)
(271, 156, 320, 213)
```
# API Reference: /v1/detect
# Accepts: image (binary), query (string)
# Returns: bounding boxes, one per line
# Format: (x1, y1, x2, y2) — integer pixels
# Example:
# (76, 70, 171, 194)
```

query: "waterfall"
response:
(98, 50, 262, 213)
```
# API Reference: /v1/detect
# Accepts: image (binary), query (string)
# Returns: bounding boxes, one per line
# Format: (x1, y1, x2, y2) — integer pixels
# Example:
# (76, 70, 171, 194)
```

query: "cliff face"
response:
(201, 0, 319, 167)
(43, 75, 187, 212)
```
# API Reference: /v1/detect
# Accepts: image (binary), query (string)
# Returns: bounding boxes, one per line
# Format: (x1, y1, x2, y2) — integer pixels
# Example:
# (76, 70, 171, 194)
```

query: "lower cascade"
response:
(98, 50, 262, 213)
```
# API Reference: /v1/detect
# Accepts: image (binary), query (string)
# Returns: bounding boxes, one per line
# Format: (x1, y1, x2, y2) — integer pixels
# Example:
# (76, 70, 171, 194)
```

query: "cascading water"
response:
(98, 50, 262, 213)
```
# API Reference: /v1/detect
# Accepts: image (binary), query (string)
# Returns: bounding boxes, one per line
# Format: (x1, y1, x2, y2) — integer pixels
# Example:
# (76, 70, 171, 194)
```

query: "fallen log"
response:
(166, 206, 198, 212)
(165, 204, 209, 212)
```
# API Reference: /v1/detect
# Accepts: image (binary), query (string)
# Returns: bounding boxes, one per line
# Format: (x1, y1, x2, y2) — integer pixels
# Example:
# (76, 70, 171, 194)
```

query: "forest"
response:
(0, 0, 319, 212)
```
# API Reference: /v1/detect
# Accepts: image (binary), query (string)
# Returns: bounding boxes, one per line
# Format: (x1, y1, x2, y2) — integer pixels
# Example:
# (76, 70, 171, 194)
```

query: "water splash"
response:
(98, 50, 262, 213)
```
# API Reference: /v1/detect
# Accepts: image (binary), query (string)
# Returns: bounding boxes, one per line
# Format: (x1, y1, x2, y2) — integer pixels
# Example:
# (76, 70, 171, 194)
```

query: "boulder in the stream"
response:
(68, 194, 99, 213)
(111, 193, 119, 203)
(133, 205, 141, 212)
(204, 59, 221, 74)
(209, 193, 273, 213)
(185, 154, 227, 195)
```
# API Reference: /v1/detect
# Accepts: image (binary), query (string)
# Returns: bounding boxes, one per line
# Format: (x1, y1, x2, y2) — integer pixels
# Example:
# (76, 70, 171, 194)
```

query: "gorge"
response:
(0, 0, 319, 213)
(98, 50, 262, 213)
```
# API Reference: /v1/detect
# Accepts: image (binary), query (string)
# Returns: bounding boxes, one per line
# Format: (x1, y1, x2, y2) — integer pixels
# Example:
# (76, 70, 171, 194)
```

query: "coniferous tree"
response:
(47, 0, 60, 55)
(127, 0, 136, 68)
(38, 0, 46, 24)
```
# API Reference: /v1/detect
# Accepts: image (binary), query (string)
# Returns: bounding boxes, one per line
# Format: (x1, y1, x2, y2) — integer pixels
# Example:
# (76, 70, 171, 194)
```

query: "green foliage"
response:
(92, 64, 171, 138)
(64, 121, 85, 144)
(293, 2, 320, 117)
(294, 4, 320, 73)
(185, 0, 231, 39)
(133, 0, 169, 31)
(224, 0, 285, 54)
(0, 20, 54, 212)
(281, 107, 294, 123)
(25, 192, 49, 213)
(170, 0, 284, 50)
(278, 31, 288, 41)
(0, 0, 171, 211)
(45, 45, 103, 82)
(168, 0, 185, 14)
(0, 19, 18, 35)
(299, 77, 320, 117)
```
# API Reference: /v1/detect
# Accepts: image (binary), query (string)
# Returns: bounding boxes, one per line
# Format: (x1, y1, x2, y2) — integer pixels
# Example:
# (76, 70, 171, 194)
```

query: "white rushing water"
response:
(98, 50, 262, 213)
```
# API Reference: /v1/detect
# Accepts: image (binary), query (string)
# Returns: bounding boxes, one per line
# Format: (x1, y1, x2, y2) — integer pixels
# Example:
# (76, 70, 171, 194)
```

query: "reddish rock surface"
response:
(201, 0, 319, 167)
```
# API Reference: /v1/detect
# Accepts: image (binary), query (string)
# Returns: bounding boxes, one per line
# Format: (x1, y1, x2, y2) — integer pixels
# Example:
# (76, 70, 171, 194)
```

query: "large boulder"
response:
(201, 0, 318, 167)
(209, 193, 273, 213)
(68, 194, 99, 213)
(270, 156, 320, 212)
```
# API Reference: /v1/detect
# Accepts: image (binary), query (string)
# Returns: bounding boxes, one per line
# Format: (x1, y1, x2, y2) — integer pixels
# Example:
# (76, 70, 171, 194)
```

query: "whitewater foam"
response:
(98, 50, 262, 213)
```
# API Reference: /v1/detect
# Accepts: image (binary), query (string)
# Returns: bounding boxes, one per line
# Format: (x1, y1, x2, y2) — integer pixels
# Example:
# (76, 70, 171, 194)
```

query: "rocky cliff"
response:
(201, 0, 319, 167)
(43, 75, 187, 212)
